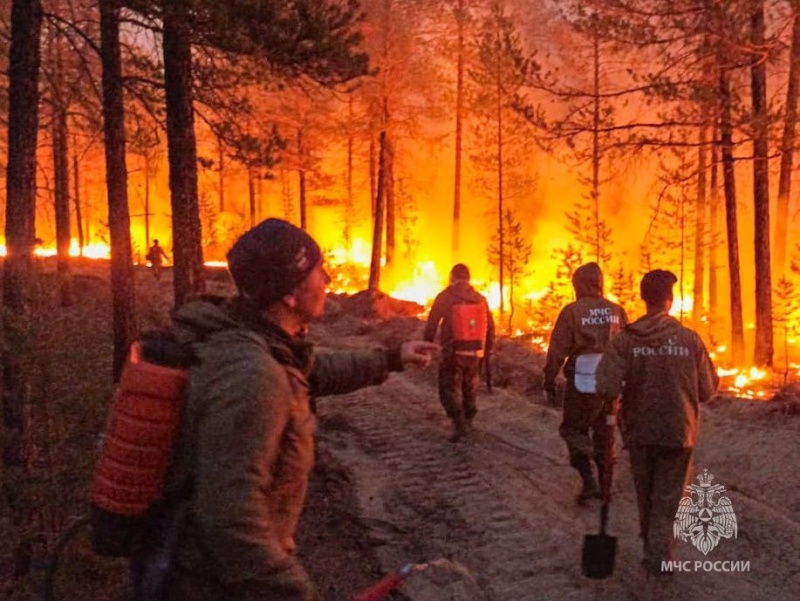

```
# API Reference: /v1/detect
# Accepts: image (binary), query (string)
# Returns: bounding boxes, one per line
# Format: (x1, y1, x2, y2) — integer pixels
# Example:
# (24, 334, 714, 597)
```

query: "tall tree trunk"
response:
(693, 122, 708, 329)
(298, 128, 307, 230)
(218, 136, 225, 213)
(592, 23, 601, 264)
(248, 168, 256, 228)
(719, 67, 745, 364)
(163, 0, 205, 307)
(144, 154, 151, 247)
(52, 104, 72, 306)
(369, 137, 376, 219)
(3, 0, 43, 469)
(776, 0, 800, 277)
(709, 126, 720, 324)
(72, 138, 84, 254)
(496, 51, 505, 316)
(751, 3, 773, 367)
(452, 0, 465, 260)
(100, 0, 137, 382)
(345, 95, 354, 245)
(369, 131, 387, 291)
(385, 134, 395, 266)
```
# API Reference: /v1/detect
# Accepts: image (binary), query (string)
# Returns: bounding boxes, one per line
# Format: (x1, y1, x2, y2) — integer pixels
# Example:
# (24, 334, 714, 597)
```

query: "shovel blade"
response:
(582, 532, 617, 579)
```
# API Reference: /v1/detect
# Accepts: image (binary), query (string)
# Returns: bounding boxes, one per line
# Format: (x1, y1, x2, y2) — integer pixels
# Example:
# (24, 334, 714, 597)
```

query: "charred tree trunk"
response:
(52, 104, 72, 306)
(218, 136, 225, 213)
(385, 134, 395, 266)
(591, 24, 602, 265)
(163, 0, 205, 307)
(100, 0, 137, 381)
(248, 168, 256, 228)
(719, 67, 745, 364)
(298, 128, 307, 230)
(709, 127, 720, 324)
(751, 3, 773, 367)
(369, 132, 387, 291)
(452, 0, 465, 260)
(776, 1, 800, 277)
(692, 122, 708, 329)
(3, 0, 43, 469)
(346, 96, 354, 245)
(496, 53, 505, 316)
(72, 139, 84, 254)
(369, 137, 376, 219)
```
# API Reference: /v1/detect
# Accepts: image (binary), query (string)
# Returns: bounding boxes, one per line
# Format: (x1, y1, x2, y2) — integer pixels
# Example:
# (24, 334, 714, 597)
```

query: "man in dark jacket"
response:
(162, 219, 437, 601)
(596, 269, 718, 576)
(424, 264, 495, 442)
(544, 262, 628, 502)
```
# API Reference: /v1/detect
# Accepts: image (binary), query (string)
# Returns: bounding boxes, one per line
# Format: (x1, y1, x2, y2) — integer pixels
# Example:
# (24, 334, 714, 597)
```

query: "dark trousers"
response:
(558, 380, 616, 477)
(438, 353, 481, 420)
(628, 444, 693, 568)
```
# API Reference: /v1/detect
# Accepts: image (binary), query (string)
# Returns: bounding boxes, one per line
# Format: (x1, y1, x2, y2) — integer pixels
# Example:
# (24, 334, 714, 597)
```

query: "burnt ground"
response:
(3, 261, 799, 601)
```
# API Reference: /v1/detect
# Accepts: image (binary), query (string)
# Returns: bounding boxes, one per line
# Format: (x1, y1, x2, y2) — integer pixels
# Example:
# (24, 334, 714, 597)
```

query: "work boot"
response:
(448, 415, 469, 443)
(575, 455, 600, 503)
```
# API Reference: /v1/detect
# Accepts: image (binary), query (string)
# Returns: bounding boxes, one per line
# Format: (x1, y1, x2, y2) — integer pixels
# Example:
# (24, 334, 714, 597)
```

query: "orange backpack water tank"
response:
(451, 303, 487, 356)
(90, 336, 191, 556)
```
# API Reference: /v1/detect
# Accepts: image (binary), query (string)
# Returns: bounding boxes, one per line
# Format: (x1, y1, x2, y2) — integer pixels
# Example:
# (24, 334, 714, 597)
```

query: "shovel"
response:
(582, 403, 618, 579)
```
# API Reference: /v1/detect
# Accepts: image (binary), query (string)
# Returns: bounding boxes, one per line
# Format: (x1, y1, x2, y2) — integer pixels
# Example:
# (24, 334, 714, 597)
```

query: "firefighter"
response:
(146, 239, 170, 281)
(544, 262, 628, 502)
(161, 219, 439, 600)
(424, 264, 495, 442)
(596, 269, 718, 576)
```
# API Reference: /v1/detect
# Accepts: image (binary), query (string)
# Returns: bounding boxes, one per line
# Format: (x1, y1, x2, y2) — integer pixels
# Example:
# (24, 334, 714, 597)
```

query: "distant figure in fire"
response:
(596, 269, 718, 576)
(145, 239, 170, 280)
(424, 264, 495, 443)
(544, 262, 628, 503)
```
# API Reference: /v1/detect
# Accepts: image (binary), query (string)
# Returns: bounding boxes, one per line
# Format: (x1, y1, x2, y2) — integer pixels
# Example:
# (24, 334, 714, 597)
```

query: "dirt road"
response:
(312, 324, 800, 601)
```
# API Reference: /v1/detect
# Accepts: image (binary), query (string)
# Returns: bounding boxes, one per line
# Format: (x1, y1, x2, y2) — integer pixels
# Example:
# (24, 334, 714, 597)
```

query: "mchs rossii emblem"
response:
(674, 469, 738, 555)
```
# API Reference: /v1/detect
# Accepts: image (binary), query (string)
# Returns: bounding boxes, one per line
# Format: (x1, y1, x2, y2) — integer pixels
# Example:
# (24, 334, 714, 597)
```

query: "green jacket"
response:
(166, 298, 402, 598)
(596, 311, 718, 448)
(543, 265, 627, 391)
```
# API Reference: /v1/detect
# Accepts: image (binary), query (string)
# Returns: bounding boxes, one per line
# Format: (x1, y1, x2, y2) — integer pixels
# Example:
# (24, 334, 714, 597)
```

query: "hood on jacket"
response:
(572, 262, 603, 298)
(449, 281, 481, 302)
(625, 311, 682, 341)
(171, 296, 241, 344)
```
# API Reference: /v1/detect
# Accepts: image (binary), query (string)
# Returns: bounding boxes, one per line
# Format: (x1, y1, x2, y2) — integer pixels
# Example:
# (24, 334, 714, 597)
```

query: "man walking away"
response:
(146, 239, 170, 281)
(424, 264, 495, 442)
(544, 262, 628, 503)
(596, 269, 718, 576)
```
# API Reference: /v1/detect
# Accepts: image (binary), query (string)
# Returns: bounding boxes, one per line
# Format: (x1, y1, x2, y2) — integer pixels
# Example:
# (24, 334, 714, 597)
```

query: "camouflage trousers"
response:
(558, 381, 616, 475)
(438, 354, 481, 420)
(628, 444, 693, 569)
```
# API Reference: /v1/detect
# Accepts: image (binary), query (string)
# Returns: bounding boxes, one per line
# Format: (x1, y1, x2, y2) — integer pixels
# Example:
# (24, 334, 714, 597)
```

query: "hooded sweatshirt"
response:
(165, 297, 402, 596)
(595, 311, 719, 448)
(543, 263, 628, 391)
(424, 281, 495, 354)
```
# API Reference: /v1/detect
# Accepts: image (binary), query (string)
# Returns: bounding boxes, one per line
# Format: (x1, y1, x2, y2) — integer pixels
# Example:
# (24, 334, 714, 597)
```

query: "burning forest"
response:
(1, 0, 800, 600)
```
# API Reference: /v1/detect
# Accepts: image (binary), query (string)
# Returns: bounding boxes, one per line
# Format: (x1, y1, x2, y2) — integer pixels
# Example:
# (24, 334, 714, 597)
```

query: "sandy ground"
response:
(307, 317, 800, 601)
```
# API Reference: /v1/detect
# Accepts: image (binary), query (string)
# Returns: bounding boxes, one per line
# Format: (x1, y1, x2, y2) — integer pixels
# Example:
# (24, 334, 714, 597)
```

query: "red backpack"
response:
(90, 331, 194, 557)
(451, 303, 487, 357)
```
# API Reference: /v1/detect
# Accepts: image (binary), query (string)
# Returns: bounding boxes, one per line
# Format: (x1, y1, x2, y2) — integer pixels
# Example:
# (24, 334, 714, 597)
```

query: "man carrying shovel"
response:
(596, 270, 718, 577)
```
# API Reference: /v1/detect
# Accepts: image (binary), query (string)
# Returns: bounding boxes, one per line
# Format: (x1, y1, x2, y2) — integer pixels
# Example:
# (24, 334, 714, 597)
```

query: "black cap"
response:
(450, 263, 470, 281)
(640, 269, 678, 305)
(226, 218, 322, 307)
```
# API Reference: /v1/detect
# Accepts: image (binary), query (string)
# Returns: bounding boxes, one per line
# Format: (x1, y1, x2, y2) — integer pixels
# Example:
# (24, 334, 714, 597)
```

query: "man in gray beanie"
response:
(163, 218, 438, 601)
